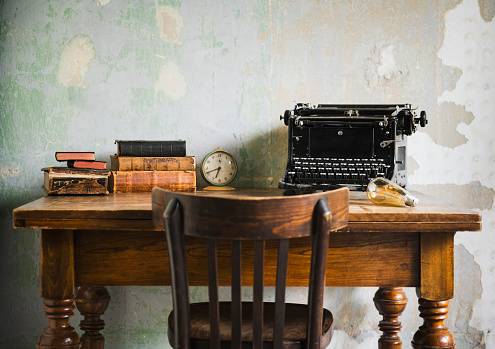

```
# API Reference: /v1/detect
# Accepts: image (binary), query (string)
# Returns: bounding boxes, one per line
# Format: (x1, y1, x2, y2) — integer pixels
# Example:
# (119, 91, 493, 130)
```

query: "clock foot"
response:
(203, 186, 235, 191)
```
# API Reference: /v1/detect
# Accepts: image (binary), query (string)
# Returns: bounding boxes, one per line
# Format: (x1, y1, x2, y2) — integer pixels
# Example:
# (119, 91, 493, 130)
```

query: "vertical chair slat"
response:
(253, 240, 265, 349)
(231, 240, 242, 349)
(164, 198, 190, 349)
(307, 199, 332, 349)
(207, 238, 220, 349)
(273, 239, 290, 349)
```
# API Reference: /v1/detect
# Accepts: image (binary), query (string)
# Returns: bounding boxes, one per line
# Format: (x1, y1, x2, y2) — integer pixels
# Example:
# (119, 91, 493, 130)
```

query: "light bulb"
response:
(366, 177, 419, 207)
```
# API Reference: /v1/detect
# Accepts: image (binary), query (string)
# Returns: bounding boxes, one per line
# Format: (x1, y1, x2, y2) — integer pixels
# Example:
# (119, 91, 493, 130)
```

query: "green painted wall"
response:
(1, 0, 494, 348)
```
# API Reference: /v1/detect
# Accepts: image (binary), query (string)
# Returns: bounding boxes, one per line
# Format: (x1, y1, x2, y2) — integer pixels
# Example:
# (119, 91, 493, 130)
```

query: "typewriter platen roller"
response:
(279, 103, 427, 192)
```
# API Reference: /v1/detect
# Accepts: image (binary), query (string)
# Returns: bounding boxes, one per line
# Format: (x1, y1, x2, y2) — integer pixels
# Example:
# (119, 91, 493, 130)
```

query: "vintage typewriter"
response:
(279, 103, 427, 192)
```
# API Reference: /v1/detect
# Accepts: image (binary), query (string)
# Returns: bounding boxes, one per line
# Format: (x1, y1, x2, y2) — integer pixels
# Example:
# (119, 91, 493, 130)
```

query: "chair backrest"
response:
(152, 188, 349, 349)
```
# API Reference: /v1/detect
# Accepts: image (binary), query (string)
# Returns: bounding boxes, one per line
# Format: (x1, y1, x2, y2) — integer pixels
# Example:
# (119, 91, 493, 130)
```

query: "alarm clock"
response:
(200, 148, 238, 190)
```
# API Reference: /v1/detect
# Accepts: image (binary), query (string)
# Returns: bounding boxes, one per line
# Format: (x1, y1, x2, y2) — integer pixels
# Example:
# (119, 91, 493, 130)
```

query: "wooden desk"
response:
(13, 189, 481, 349)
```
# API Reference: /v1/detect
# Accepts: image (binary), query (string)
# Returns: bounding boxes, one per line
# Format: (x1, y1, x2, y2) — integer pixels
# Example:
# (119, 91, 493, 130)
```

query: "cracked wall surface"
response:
(1, 0, 494, 348)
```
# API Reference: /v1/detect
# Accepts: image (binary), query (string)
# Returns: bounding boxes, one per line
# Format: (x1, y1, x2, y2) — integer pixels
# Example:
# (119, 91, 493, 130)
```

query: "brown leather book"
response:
(109, 170, 196, 193)
(42, 167, 110, 195)
(110, 155, 195, 171)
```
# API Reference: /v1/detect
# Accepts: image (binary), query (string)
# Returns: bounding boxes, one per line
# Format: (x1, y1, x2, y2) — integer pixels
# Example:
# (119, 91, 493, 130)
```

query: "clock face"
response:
(201, 149, 238, 186)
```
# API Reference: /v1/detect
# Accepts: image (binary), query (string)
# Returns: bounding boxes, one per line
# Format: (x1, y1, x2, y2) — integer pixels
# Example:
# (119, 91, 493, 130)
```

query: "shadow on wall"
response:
(233, 125, 288, 189)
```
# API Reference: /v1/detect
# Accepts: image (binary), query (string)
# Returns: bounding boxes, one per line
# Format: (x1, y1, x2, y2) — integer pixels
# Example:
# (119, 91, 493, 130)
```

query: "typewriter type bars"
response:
(279, 103, 427, 191)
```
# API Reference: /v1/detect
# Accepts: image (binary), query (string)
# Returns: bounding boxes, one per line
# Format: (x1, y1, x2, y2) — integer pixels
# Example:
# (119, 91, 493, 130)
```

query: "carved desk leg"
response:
(412, 232, 456, 348)
(373, 287, 408, 349)
(38, 229, 80, 349)
(411, 299, 454, 349)
(76, 287, 111, 349)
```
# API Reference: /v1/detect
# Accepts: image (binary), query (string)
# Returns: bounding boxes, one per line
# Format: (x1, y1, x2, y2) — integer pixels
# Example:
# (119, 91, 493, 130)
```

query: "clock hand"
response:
(215, 167, 221, 178)
(205, 167, 221, 174)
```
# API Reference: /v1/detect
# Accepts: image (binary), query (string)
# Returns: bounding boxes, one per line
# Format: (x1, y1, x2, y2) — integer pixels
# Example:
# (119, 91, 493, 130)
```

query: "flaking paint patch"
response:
(428, 102, 475, 148)
(448, 244, 485, 347)
(98, 0, 111, 7)
(156, 6, 183, 44)
(409, 0, 495, 189)
(377, 45, 396, 79)
(364, 43, 408, 90)
(1, 166, 19, 178)
(478, 0, 495, 21)
(154, 61, 187, 101)
(408, 0, 495, 347)
(57, 35, 95, 88)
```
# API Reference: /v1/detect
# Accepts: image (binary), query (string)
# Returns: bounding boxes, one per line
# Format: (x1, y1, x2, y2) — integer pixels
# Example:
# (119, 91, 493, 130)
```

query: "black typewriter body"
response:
(279, 103, 427, 192)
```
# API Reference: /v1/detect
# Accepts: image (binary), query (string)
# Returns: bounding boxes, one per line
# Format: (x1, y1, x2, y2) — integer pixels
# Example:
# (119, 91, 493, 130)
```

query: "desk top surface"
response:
(13, 188, 481, 233)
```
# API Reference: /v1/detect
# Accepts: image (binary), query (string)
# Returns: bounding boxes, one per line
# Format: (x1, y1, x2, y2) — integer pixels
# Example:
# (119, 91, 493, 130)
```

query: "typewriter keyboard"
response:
(285, 157, 391, 185)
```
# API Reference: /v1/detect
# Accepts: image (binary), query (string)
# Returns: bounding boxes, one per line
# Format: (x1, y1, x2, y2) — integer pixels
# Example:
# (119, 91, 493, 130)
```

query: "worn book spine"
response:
(43, 169, 109, 195)
(67, 160, 108, 170)
(110, 155, 195, 171)
(55, 152, 95, 161)
(109, 170, 196, 193)
(116, 140, 186, 157)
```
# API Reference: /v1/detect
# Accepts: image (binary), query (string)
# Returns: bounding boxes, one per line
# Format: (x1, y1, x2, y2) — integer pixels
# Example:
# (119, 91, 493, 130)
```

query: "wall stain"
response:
(154, 61, 187, 101)
(1, 166, 20, 178)
(57, 35, 95, 88)
(156, 5, 183, 44)
(449, 244, 485, 348)
(478, 0, 495, 21)
(427, 101, 475, 148)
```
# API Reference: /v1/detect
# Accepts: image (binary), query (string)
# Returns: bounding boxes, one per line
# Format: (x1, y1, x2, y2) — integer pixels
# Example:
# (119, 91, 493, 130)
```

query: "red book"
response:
(67, 160, 107, 170)
(55, 152, 95, 161)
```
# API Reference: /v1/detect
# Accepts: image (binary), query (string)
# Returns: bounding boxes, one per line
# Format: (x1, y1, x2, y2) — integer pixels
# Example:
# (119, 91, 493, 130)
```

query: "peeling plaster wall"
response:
(1, 1, 494, 348)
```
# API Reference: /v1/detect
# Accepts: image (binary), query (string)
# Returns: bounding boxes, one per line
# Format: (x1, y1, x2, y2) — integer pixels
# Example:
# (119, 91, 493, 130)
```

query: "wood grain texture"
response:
(41, 229, 75, 299)
(14, 189, 481, 233)
(73, 229, 419, 287)
(153, 187, 349, 239)
(39, 229, 80, 349)
(419, 232, 455, 300)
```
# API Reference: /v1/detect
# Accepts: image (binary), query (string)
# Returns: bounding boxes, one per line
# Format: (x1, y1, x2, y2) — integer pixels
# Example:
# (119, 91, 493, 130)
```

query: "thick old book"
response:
(109, 170, 196, 193)
(68, 160, 107, 170)
(110, 155, 195, 171)
(55, 152, 95, 161)
(42, 167, 110, 195)
(115, 140, 186, 157)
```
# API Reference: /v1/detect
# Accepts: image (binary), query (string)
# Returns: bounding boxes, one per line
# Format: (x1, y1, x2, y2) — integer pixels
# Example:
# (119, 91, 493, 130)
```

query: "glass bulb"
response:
(366, 177, 419, 207)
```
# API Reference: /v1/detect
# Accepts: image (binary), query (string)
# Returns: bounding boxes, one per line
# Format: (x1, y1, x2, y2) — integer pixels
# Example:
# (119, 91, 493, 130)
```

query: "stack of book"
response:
(108, 140, 196, 193)
(42, 152, 110, 195)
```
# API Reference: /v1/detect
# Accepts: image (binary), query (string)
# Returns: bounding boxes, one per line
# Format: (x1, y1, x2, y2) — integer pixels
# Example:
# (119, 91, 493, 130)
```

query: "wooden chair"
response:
(152, 187, 349, 349)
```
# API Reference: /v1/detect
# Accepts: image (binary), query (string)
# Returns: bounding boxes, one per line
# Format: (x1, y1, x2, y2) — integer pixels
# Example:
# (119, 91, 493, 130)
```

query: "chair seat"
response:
(168, 302, 334, 349)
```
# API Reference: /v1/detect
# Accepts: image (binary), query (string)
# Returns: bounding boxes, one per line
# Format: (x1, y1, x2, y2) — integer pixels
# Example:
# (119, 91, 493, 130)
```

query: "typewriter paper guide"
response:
(279, 104, 427, 192)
